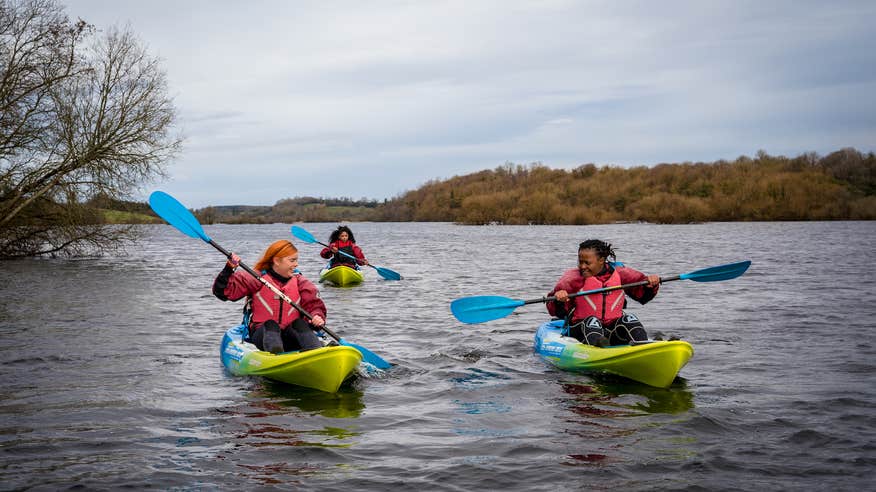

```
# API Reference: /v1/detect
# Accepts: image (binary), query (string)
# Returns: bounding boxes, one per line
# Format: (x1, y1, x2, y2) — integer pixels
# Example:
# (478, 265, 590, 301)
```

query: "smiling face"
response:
(577, 248, 606, 278)
(272, 253, 299, 277)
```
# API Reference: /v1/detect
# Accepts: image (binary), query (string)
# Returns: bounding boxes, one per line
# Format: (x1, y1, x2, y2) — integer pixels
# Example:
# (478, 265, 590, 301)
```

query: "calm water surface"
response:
(1, 222, 874, 491)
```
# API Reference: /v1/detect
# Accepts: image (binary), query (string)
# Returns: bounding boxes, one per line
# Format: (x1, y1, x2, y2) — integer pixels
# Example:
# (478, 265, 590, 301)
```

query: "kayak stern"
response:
(221, 324, 362, 393)
(534, 320, 693, 388)
(319, 264, 364, 287)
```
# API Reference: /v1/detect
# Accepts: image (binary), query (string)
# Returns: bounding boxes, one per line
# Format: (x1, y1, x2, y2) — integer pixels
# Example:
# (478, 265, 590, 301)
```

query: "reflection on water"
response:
(252, 380, 366, 419)
(448, 366, 522, 439)
(556, 377, 696, 467)
(3, 221, 874, 490)
(558, 377, 695, 416)
(233, 421, 357, 449)
(209, 382, 365, 486)
(453, 398, 512, 415)
(450, 367, 512, 388)
(235, 462, 320, 487)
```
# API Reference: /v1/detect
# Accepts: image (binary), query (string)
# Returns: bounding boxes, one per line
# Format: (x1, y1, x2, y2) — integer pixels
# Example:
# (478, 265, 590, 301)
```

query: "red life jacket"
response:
(573, 268, 625, 324)
(328, 240, 358, 267)
(249, 273, 302, 328)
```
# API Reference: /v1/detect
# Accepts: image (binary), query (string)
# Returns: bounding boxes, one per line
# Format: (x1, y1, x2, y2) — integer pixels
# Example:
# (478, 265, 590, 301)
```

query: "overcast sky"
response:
(65, 0, 876, 208)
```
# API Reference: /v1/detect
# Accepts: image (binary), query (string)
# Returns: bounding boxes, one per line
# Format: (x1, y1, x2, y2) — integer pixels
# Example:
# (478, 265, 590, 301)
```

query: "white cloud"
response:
(66, 0, 876, 207)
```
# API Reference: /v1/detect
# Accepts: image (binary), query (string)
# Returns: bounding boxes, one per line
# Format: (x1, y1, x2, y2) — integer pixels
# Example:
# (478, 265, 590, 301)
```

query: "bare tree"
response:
(0, 0, 181, 258)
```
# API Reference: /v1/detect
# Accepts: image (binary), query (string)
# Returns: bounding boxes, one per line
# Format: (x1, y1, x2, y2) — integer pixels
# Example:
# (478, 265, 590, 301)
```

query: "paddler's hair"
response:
(578, 239, 616, 261)
(329, 225, 356, 243)
(254, 240, 298, 272)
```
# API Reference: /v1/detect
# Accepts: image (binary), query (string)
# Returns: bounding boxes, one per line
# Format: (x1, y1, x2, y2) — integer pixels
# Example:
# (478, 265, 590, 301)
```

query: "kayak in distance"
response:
(318, 263, 365, 287)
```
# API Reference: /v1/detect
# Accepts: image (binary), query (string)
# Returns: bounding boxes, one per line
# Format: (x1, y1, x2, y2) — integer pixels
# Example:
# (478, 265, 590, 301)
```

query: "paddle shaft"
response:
(208, 239, 345, 343)
(451, 260, 750, 324)
(536, 275, 679, 305)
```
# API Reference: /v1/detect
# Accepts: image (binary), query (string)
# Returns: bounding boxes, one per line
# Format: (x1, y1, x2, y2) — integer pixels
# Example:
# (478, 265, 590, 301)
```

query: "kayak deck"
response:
(534, 319, 693, 388)
(220, 324, 362, 393)
(319, 264, 364, 287)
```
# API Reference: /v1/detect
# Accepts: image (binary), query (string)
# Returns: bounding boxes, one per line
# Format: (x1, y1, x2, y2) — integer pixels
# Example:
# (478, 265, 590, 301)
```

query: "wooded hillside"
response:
(195, 196, 382, 224)
(98, 147, 874, 225)
(373, 148, 875, 224)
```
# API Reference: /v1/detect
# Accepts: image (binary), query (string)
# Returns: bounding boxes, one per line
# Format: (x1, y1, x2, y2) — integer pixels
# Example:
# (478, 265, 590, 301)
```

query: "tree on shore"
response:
(0, 0, 181, 258)
(372, 150, 875, 224)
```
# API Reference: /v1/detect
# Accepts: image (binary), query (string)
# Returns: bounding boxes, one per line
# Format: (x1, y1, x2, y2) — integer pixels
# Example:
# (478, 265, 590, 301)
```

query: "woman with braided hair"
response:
(320, 225, 369, 268)
(547, 239, 661, 347)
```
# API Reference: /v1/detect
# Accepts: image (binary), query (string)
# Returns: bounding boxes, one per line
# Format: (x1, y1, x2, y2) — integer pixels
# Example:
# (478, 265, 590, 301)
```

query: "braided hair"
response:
(329, 225, 356, 243)
(578, 239, 616, 262)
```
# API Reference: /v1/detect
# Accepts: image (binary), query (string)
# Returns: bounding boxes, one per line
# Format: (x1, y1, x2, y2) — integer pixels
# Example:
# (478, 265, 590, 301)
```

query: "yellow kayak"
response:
(319, 264, 364, 287)
(220, 324, 362, 393)
(534, 320, 693, 388)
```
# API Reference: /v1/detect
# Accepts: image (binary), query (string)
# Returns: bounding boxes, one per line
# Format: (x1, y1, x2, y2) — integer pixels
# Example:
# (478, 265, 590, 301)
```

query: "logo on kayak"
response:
(539, 341, 565, 357)
(224, 343, 244, 361)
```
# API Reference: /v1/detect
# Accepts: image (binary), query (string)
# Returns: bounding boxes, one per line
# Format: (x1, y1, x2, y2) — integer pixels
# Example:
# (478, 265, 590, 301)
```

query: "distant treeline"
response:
(102, 148, 874, 225)
(196, 196, 383, 224)
(375, 148, 875, 224)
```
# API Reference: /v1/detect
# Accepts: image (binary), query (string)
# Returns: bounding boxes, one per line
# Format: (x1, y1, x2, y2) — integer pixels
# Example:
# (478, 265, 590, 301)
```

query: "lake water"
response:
(1, 221, 874, 490)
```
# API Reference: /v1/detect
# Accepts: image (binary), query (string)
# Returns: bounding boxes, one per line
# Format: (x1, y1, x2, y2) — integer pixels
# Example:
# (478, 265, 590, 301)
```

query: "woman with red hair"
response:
(213, 240, 326, 354)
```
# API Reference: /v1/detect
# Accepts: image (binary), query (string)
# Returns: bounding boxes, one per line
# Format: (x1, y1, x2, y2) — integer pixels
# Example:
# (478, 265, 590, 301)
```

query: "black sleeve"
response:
(635, 287, 658, 305)
(212, 265, 235, 301)
(549, 299, 569, 320)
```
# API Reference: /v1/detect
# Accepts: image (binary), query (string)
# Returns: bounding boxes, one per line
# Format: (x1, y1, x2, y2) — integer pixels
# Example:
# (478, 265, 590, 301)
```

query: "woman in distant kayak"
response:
(213, 240, 326, 354)
(547, 239, 661, 347)
(320, 225, 369, 268)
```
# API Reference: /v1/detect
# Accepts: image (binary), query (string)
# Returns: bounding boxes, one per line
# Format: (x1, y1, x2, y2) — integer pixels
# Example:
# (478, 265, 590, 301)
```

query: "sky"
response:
(64, 0, 876, 208)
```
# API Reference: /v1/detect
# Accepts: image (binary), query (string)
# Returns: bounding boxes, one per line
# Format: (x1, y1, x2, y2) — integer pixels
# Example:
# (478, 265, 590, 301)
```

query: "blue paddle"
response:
(148, 191, 393, 369)
(291, 225, 402, 281)
(450, 260, 752, 324)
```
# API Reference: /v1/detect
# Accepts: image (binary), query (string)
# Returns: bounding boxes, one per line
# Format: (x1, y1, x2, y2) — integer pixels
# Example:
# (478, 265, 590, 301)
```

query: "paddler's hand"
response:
(554, 290, 569, 303)
(646, 274, 660, 288)
(226, 253, 240, 269)
(361, 259, 369, 266)
(310, 315, 325, 327)
(331, 246, 338, 254)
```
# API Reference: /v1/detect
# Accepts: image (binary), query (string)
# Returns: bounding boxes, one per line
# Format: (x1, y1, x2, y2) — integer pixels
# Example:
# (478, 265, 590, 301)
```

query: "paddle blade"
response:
(373, 265, 402, 281)
(339, 339, 392, 369)
(450, 295, 525, 324)
(290, 225, 319, 244)
(149, 191, 210, 242)
(680, 260, 751, 282)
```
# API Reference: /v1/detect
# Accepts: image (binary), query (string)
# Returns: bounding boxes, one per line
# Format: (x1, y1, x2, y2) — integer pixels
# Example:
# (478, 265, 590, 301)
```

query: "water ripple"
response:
(1, 221, 874, 490)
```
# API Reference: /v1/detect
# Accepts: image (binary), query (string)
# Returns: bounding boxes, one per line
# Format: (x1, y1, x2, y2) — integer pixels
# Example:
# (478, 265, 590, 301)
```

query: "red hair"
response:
(253, 240, 298, 272)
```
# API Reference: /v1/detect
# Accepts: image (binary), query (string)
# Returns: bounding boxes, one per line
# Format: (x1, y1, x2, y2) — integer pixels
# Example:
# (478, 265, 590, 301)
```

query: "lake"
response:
(1, 221, 874, 490)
